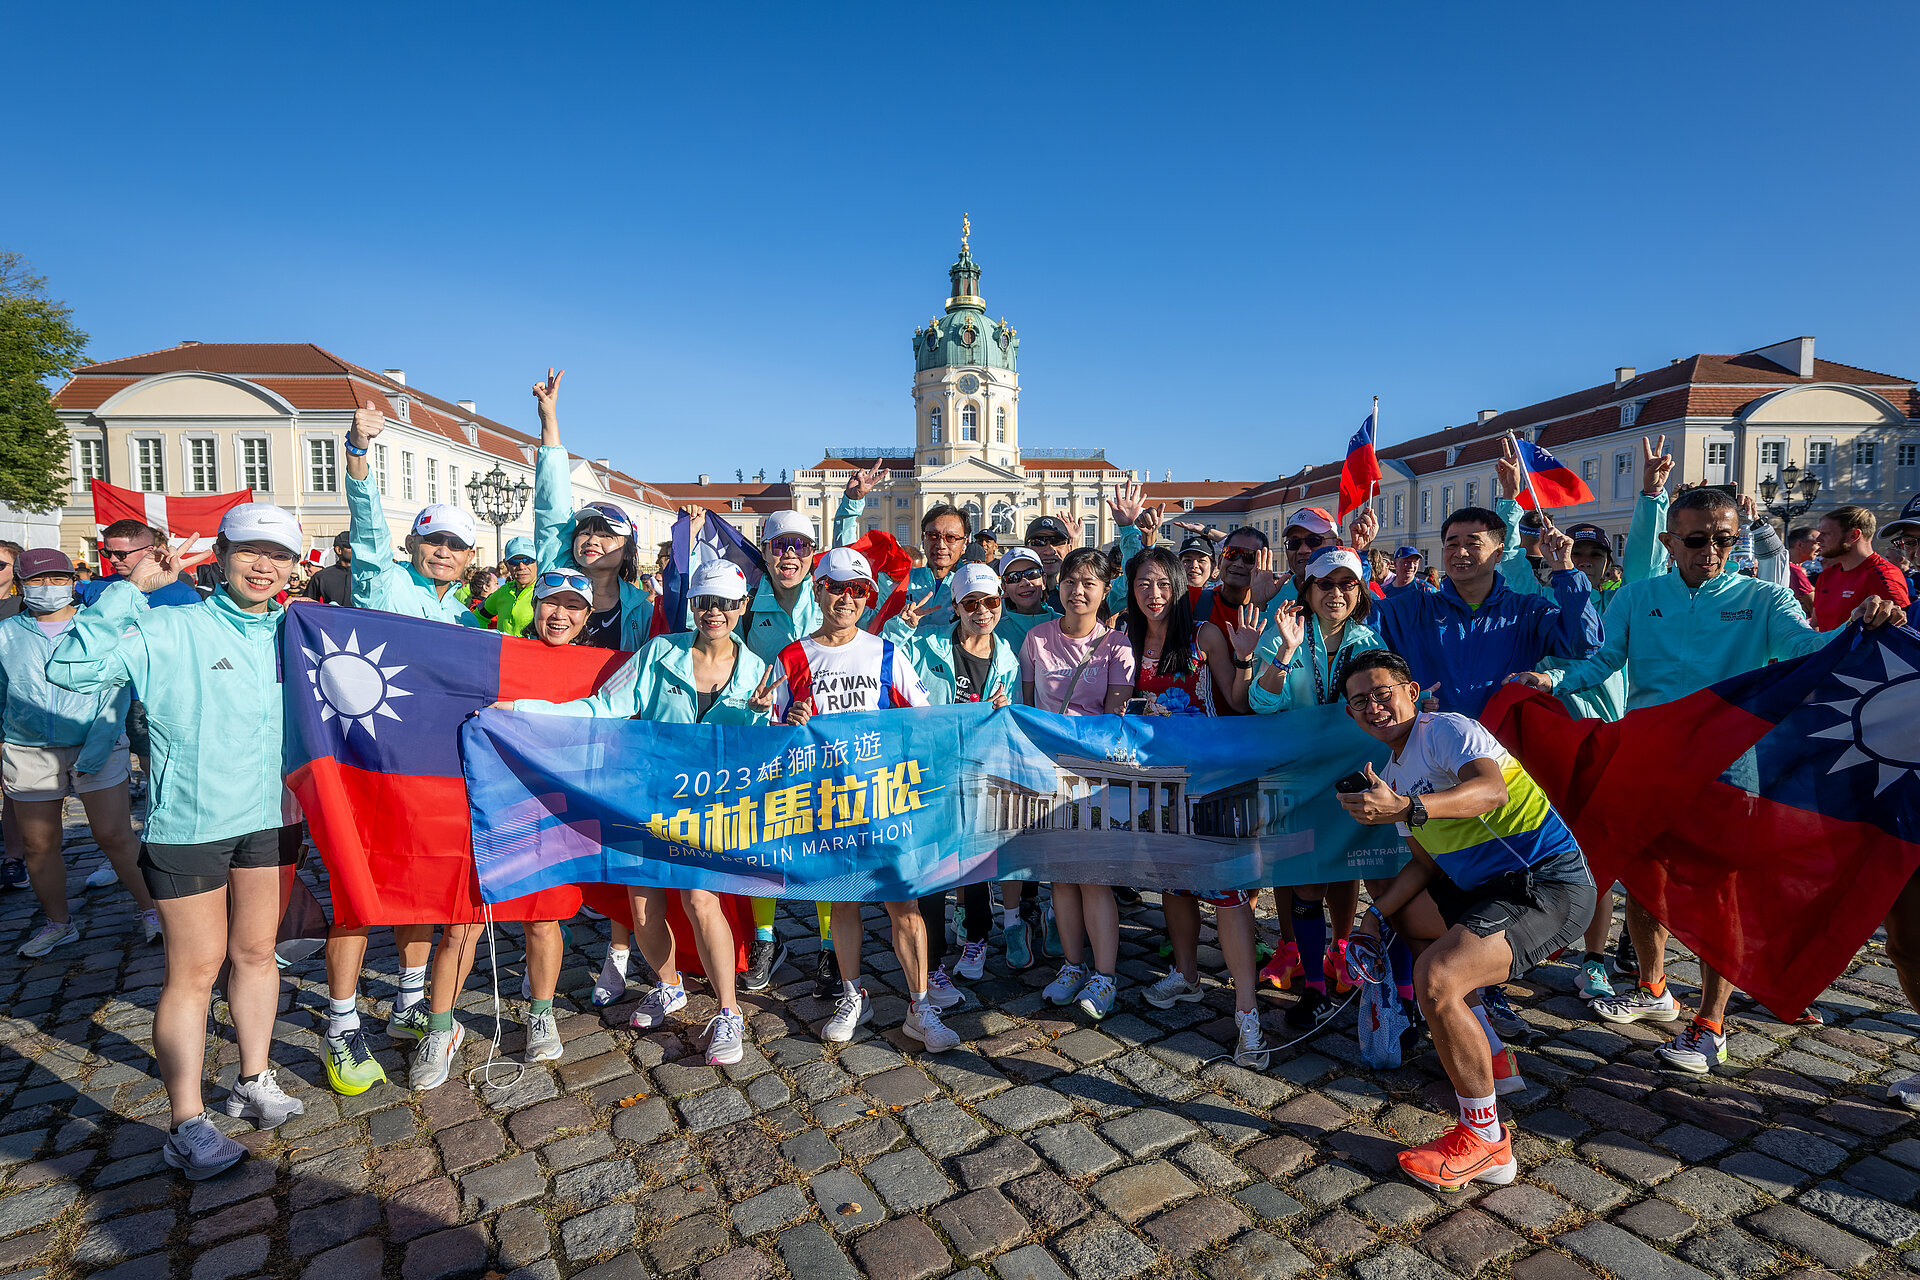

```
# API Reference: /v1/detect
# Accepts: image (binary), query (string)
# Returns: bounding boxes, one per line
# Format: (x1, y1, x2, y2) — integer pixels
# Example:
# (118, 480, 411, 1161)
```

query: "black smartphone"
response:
(1123, 697, 1151, 716)
(1334, 770, 1372, 793)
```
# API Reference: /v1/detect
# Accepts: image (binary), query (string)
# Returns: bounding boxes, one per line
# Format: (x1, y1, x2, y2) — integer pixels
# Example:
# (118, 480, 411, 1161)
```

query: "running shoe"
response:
(1259, 941, 1302, 991)
(813, 948, 839, 998)
(1655, 1021, 1727, 1074)
(591, 951, 629, 1007)
(1491, 1046, 1527, 1096)
(1400, 996, 1426, 1057)
(1793, 1008, 1825, 1026)
(163, 1115, 247, 1180)
(1075, 973, 1117, 1020)
(1326, 939, 1354, 994)
(224, 1068, 305, 1127)
(323, 1029, 388, 1095)
(524, 1010, 563, 1063)
(1612, 930, 1638, 979)
(903, 1000, 961, 1052)
(140, 910, 162, 944)
(1041, 904, 1063, 958)
(924, 966, 964, 1010)
(1233, 1008, 1270, 1069)
(85, 862, 119, 889)
(954, 938, 988, 981)
(742, 938, 786, 993)
(1591, 985, 1679, 1024)
(1398, 1122, 1517, 1191)
(17, 920, 78, 958)
(631, 984, 688, 1031)
(410, 1024, 465, 1090)
(823, 987, 871, 1043)
(1889, 1072, 1920, 1111)
(1113, 886, 1143, 907)
(1285, 988, 1338, 1031)
(0, 859, 24, 891)
(1575, 957, 1614, 1001)
(384, 1002, 431, 1042)
(705, 1010, 746, 1066)
(1043, 961, 1088, 1006)
(1481, 987, 1528, 1040)
(1143, 972, 1205, 1009)
(1004, 913, 1035, 972)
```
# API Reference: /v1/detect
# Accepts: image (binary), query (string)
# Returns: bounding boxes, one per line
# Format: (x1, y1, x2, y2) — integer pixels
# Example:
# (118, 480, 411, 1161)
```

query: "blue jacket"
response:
(0, 614, 129, 772)
(76, 574, 201, 608)
(533, 445, 653, 649)
(1372, 569, 1600, 720)
(346, 472, 482, 627)
(515, 633, 769, 725)
(47, 583, 289, 844)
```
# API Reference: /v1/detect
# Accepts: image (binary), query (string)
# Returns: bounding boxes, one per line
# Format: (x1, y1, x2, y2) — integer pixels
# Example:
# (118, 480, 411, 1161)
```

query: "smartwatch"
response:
(1405, 794, 1428, 828)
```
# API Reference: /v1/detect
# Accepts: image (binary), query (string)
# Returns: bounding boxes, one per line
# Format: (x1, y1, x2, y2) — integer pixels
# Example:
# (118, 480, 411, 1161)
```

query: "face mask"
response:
(22, 583, 75, 613)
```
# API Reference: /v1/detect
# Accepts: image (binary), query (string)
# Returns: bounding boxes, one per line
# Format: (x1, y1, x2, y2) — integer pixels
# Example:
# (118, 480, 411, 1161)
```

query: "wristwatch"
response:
(1404, 794, 1428, 827)
(1231, 654, 1257, 670)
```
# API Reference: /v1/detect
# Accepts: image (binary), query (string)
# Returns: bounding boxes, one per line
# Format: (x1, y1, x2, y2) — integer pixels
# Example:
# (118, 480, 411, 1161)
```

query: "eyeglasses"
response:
(102, 545, 155, 562)
(691, 594, 744, 613)
(538, 572, 591, 593)
(1027, 535, 1070, 548)
(1675, 533, 1740, 551)
(924, 531, 969, 546)
(1346, 682, 1414, 712)
(1002, 567, 1045, 585)
(768, 536, 815, 557)
(228, 546, 297, 566)
(1220, 547, 1260, 564)
(822, 578, 873, 598)
(1284, 535, 1331, 552)
(417, 532, 473, 551)
(959, 596, 1002, 613)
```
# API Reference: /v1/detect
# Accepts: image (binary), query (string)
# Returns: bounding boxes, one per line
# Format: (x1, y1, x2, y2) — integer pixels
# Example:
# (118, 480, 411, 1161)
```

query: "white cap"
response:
(1302, 546, 1365, 582)
(950, 563, 1002, 602)
(763, 510, 815, 544)
(812, 546, 875, 586)
(221, 503, 304, 556)
(997, 547, 1043, 575)
(533, 568, 592, 603)
(1285, 506, 1338, 536)
(689, 559, 750, 600)
(411, 503, 478, 548)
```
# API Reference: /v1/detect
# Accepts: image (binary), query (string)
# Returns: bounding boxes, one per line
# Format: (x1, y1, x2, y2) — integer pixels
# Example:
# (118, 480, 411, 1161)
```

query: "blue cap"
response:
(504, 536, 535, 563)
(1393, 545, 1421, 560)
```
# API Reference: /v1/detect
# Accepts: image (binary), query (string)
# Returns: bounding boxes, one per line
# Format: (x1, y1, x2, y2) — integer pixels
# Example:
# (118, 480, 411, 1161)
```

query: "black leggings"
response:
(918, 882, 1039, 962)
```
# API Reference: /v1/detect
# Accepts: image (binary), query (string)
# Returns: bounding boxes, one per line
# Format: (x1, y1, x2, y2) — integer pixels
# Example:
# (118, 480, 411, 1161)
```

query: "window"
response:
(806, 497, 821, 507)
(1613, 451, 1633, 501)
(1621, 400, 1643, 428)
(1054, 497, 1070, 509)
(926, 454, 941, 466)
(1082, 497, 1099, 508)
(961, 405, 978, 441)
(1759, 440, 1784, 468)
(995, 408, 1006, 443)
(1705, 441, 1732, 485)
(307, 437, 338, 493)
(427, 458, 439, 503)
(448, 466, 460, 506)
(1899, 444, 1918, 468)
(1855, 440, 1876, 466)
(929, 408, 941, 442)
(73, 438, 104, 495)
(1806, 440, 1832, 490)
(961, 501, 982, 531)
(135, 438, 165, 492)
(894, 497, 909, 508)
(1581, 458, 1598, 490)
(238, 437, 270, 492)
(1082, 519, 1098, 547)
(1392, 493, 1404, 528)
(1853, 440, 1878, 490)
(394, 396, 410, 423)
(1420, 490, 1432, 526)
(865, 497, 880, 509)
(375, 444, 389, 495)
(1023, 496, 1039, 507)
(1441, 485, 1454, 518)
(401, 452, 415, 501)
(895, 519, 910, 540)
(1464, 480, 1477, 507)
(184, 437, 218, 493)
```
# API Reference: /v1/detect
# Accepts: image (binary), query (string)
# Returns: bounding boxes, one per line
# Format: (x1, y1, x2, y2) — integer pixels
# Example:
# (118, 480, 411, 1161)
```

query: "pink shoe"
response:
(1326, 938, 1354, 994)
(1260, 941, 1302, 991)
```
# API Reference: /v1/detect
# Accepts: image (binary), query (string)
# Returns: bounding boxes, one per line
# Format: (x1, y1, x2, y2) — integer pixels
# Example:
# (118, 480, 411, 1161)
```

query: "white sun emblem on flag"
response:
(303, 630, 411, 738)
(1807, 646, 1920, 796)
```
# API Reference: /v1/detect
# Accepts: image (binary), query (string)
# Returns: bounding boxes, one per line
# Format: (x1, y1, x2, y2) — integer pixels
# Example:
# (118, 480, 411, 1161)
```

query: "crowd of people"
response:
(0, 373, 1914, 1194)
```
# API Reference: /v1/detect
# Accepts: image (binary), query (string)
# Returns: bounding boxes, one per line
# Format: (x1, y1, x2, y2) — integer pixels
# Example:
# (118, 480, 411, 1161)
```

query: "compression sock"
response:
(1458, 1091, 1501, 1141)
(395, 965, 427, 1012)
(815, 903, 832, 943)
(1291, 895, 1328, 993)
(529, 999, 553, 1016)
(753, 896, 776, 930)
(428, 1010, 453, 1033)
(1389, 937, 1415, 1001)
(1471, 1002, 1506, 1054)
(327, 996, 359, 1038)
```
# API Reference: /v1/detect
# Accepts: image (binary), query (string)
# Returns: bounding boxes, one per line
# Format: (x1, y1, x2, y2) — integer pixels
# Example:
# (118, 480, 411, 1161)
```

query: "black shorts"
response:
(1427, 867, 1595, 980)
(141, 824, 304, 900)
(125, 700, 150, 758)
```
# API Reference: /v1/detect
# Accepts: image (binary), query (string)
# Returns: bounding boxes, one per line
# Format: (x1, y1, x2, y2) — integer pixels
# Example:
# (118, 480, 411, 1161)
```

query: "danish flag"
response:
(90, 479, 256, 570)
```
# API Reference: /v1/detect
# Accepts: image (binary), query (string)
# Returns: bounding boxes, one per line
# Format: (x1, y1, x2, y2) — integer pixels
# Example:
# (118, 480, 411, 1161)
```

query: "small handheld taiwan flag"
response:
(1338, 402, 1382, 519)
(1511, 435, 1595, 511)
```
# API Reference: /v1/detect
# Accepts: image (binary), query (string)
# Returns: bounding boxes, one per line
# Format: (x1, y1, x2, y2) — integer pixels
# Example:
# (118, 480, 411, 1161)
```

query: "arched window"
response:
(961, 501, 983, 533)
(960, 404, 979, 441)
(995, 408, 1007, 443)
(928, 407, 941, 442)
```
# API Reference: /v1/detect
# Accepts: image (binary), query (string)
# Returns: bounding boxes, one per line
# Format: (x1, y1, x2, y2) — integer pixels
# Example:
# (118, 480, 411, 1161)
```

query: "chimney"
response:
(180, 339, 202, 347)
(698, 474, 711, 486)
(1614, 367, 1636, 388)
(457, 399, 477, 414)
(383, 369, 407, 386)
(1477, 410, 1498, 424)
(594, 458, 610, 469)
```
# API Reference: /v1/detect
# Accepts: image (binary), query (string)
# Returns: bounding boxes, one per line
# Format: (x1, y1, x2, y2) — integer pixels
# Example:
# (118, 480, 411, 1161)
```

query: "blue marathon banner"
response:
(461, 703, 1409, 904)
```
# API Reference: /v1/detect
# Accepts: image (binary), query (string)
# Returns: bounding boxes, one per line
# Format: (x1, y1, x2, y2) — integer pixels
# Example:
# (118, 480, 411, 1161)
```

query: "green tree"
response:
(0, 252, 88, 511)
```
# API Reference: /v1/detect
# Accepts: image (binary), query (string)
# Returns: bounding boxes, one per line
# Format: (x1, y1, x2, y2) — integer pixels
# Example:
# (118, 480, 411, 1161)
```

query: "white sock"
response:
(841, 979, 861, 999)
(604, 946, 630, 975)
(1471, 1003, 1505, 1054)
(911, 990, 927, 1006)
(1458, 1091, 1501, 1141)
(1003, 908, 1019, 928)
(396, 965, 427, 1012)
(327, 996, 359, 1038)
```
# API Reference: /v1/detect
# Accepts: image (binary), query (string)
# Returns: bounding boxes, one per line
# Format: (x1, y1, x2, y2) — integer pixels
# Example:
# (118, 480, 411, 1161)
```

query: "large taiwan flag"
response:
(1485, 623, 1920, 1020)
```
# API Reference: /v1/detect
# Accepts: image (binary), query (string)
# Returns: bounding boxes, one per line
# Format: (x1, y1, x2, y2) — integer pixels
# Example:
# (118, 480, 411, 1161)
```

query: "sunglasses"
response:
(1027, 535, 1070, 548)
(537, 571, 591, 593)
(1002, 567, 1045, 585)
(821, 578, 874, 599)
(959, 595, 1002, 613)
(417, 532, 473, 551)
(102, 546, 155, 562)
(1675, 533, 1740, 551)
(1284, 535, 1331, 552)
(924, 531, 969, 546)
(506, 557, 535, 567)
(1346, 682, 1414, 712)
(768, 536, 815, 557)
(1220, 547, 1260, 564)
(691, 594, 744, 613)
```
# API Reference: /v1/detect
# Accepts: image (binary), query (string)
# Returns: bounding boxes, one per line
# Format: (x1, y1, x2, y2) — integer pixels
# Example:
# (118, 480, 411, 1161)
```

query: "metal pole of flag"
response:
(1507, 430, 1548, 521)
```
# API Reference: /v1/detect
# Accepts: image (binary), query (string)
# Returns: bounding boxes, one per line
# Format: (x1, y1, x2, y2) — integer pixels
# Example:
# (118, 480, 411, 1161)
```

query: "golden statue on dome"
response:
(961, 213, 971, 255)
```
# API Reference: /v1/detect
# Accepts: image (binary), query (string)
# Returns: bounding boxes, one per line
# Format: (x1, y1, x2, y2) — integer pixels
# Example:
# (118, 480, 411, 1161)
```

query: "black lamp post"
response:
(465, 463, 532, 563)
(1758, 460, 1823, 525)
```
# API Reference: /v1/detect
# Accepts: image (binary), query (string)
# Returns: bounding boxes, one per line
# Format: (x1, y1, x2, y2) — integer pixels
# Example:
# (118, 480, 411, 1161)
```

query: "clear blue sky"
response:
(13, 4, 1916, 485)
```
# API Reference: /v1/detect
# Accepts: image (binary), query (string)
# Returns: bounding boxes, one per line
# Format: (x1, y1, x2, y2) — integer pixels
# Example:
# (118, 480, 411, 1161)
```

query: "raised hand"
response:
(1348, 505, 1379, 553)
(1271, 600, 1307, 656)
(531, 367, 564, 420)
(1107, 479, 1147, 528)
(845, 462, 889, 500)
(1249, 547, 1286, 607)
(1642, 434, 1673, 495)
(1337, 763, 1405, 826)
(1136, 504, 1163, 545)
(747, 666, 788, 717)
(1537, 523, 1574, 572)
(1496, 437, 1522, 500)
(350, 402, 385, 448)
(1231, 602, 1264, 661)
(1417, 681, 1441, 712)
(1170, 520, 1209, 537)
(127, 538, 180, 593)
(1737, 492, 1758, 525)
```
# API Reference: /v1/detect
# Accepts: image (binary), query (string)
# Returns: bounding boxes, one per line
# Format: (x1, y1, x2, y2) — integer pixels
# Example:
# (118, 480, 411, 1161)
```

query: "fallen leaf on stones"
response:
(839, 1202, 861, 1215)
(618, 1093, 648, 1106)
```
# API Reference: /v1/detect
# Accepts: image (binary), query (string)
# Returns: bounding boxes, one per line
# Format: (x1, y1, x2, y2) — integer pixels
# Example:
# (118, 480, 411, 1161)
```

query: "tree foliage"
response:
(0, 252, 88, 511)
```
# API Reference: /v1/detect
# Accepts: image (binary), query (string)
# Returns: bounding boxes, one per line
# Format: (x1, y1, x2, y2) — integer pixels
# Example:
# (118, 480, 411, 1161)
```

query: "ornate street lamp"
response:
(1758, 459, 1823, 524)
(465, 463, 532, 562)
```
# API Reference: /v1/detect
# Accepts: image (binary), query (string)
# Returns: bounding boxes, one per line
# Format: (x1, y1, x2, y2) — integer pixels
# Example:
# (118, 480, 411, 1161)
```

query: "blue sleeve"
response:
(1764, 583, 1838, 662)
(77, 685, 131, 775)
(346, 471, 395, 602)
(47, 582, 150, 697)
(1551, 586, 1632, 693)
(833, 495, 862, 549)
(1538, 569, 1602, 660)
(534, 445, 578, 572)
(1623, 490, 1669, 583)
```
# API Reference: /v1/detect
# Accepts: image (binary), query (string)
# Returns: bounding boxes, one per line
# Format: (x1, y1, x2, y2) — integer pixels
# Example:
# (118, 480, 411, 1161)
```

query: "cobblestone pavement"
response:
(5, 817, 1920, 1280)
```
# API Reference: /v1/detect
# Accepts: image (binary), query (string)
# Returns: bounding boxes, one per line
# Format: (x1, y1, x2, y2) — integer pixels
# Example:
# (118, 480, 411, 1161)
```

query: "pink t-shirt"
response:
(1020, 620, 1137, 716)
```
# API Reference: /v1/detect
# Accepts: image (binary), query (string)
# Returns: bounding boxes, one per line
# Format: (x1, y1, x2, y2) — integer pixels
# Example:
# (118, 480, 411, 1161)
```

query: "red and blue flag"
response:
(1486, 623, 1920, 1019)
(1511, 436, 1594, 510)
(1338, 409, 1381, 520)
(650, 509, 768, 640)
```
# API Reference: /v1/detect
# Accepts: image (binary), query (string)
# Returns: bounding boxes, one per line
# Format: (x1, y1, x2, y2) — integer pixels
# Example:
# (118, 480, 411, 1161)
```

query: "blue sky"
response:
(13, 4, 1916, 484)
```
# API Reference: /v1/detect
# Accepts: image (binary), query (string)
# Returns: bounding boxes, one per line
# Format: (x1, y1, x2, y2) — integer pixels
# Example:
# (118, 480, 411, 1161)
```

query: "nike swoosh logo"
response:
(1439, 1151, 1503, 1179)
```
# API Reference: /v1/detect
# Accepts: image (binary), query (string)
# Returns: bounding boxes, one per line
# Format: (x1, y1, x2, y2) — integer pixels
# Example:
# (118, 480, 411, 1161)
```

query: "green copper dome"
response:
(914, 244, 1018, 373)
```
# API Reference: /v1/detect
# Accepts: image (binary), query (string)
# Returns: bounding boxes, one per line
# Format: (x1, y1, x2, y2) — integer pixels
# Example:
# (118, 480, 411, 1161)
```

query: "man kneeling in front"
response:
(1337, 648, 1593, 1191)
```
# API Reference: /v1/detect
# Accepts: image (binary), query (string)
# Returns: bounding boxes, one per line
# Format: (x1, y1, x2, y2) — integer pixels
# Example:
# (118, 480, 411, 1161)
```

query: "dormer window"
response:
(462, 422, 478, 446)
(1621, 400, 1644, 427)
(1445, 446, 1461, 466)
(395, 397, 410, 423)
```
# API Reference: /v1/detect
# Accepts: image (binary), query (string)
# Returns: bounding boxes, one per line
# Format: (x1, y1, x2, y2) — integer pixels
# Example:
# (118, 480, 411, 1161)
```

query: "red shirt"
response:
(1204, 591, 1256, 717)
(1813, 553, 1910, 631)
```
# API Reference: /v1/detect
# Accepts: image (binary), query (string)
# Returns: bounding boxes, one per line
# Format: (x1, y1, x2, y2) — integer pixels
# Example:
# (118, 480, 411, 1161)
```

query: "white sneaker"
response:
(1234, 1009, 1270, 1069)
(1591, 985, 1680, 1024)
(162, 1114, 247, 1180)
(705, 1010, 746, 1066)
(592, 950, 631, 1007)
(1889, 1072, 1920, 1111)
(924, 967, 964, 1010)
(223, 1068, 305, 1128)
(1654, 1022, 1727, 1074)
(409, 1023, 465, 1090)
(140, 910, 162, 944)
(823, 987, 871, 1043)
(904, 1000, 961, 1052)
(955, 939, 987, 981)
(17, 920, 78, 958)
(630, 984, 688, 1031)
(1043, 962, 1089, 1006)
(1144, 972, 1205, 1009)
(524, 1011, 562, 1063)
(86, 863, 119, 889)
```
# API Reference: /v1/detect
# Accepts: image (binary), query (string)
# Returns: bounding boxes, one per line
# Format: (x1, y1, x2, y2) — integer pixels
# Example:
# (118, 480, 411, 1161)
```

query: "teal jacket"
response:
(347, 472, 482, 627)
(533, 444, 654, 649)
(738, 578, 823, 665)
(516, 634, 770, 725)
(0, 614, 129, 772)
(996, 604, 1060, 650)
(893, 628, 1020, 706)
(1249, 617, 1385, 715)
(47, 583, 287, 844)
(1551, 569, 1834, 712)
